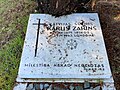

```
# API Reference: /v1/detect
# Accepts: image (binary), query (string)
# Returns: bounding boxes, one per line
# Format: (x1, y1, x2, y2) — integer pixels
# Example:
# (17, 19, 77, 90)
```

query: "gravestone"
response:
(14, 13, 115, 90)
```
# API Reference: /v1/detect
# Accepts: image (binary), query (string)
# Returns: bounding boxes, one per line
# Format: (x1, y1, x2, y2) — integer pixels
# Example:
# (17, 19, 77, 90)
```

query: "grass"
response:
(0, 16, 29, 90)
(0, 0, 36, 89)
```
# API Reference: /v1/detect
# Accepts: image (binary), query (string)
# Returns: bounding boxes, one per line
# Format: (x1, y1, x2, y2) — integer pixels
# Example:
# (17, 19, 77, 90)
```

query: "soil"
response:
(95, 1, 120, 89)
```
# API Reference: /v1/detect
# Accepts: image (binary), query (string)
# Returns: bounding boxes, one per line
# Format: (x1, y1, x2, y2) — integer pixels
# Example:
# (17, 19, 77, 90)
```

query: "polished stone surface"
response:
(18, 13, 111, 79)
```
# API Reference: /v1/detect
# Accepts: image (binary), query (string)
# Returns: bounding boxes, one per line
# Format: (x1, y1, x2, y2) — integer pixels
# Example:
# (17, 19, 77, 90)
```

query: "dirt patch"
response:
(95, 1, 120, 90)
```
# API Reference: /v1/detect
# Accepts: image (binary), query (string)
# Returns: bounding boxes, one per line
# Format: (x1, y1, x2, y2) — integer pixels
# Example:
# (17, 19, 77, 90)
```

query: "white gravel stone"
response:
(26, 84, 34, 90)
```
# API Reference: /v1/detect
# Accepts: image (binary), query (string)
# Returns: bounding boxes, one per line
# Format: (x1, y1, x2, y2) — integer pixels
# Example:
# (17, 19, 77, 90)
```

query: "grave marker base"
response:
(14, 77, 115, 90)
(14, 13, 116, 90)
